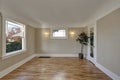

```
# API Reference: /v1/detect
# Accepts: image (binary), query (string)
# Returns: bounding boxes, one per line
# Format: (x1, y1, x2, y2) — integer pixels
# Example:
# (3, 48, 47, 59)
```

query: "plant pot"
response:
(79, 53, 84, 59)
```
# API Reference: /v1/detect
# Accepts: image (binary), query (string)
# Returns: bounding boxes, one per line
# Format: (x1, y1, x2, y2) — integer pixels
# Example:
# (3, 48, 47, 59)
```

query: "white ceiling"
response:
(1, 0, 120, 28)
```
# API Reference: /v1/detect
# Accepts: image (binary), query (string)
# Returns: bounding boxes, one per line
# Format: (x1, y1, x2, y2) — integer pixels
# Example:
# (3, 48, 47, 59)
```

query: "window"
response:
(53, 30, 66, 37)
(5, 20, 26, 54)
(51, 28, 68, 39)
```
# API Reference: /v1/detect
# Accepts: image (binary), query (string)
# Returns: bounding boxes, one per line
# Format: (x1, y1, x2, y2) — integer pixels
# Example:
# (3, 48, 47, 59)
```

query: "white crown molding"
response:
(0, 54, 36, 78)
(1, 9, 40, 28)
(86, 1, 120, 26)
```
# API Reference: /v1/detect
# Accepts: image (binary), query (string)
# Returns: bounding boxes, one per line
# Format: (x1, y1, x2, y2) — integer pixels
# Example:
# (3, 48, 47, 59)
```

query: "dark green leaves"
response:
(76, 32, 89, 46)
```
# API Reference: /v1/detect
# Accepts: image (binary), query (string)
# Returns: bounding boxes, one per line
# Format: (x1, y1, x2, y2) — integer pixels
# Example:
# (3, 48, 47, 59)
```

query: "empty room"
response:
(0, 0, 120, 80)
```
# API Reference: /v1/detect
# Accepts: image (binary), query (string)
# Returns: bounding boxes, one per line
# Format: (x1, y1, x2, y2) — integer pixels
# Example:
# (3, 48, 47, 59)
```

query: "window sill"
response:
(50, 37, 68, 39)
(2, 49, 26, 60)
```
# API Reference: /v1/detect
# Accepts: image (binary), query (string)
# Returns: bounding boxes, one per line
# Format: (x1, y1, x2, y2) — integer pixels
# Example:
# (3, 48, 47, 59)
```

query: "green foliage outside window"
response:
(6, 42, 22, 53)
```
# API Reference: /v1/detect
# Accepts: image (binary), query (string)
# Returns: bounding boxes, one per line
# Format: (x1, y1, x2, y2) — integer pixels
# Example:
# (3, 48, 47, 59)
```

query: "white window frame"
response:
(50, 28, 68, 39)
(2, 18, 26, 59)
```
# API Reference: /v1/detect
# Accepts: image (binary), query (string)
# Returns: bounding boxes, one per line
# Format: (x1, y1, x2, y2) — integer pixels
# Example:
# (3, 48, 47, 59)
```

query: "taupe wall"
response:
(0, 14, 35, 71)
(35, 28, 87, 55)
(97, 8, 120, 76)
(0, 0, 1, 10)
(0, 13, 2, 57)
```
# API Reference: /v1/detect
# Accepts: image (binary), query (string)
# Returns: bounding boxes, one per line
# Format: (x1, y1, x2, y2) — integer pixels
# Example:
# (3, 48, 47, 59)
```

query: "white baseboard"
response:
(1, 53, 119, 80)
(95, 62, 120, 80)
(0, 54, 36, 78)
(0, 53, 83, 78)
(87, 56, 95, 64)
(35, 53, 79, 57)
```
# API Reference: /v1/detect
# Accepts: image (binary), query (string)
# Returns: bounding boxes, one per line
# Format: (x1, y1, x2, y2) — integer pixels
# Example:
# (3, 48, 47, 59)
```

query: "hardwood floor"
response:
(0, 57, 112, 80)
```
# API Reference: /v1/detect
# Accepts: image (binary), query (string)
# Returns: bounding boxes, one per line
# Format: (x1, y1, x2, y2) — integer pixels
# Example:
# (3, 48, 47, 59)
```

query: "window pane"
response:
(53, 30, 66, 37)
(6, 21, 24, 53)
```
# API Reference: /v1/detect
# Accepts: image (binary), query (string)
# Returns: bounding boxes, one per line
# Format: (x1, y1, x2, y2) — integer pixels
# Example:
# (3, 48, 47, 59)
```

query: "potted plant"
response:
(76, 32, 89, 59)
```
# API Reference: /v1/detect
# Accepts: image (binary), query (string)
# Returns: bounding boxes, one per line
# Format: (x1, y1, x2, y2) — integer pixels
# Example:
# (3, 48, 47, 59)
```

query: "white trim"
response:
(1, 10, 39, 28)
(2, 17, 6, 56)
(2, 17, 27, 59)
(95, 62, 120, 80)
(87, 56, 95, 64)
(0, 53, 119, 80)
(50, 27, 68, 39)
(2, 50, 26, 59)
(86, 2, 120, 28)
(87, 22, 97, 64)
(0, 54, 35, 78)
(35, 53, 78, 57)
(94, 22, 97, 62)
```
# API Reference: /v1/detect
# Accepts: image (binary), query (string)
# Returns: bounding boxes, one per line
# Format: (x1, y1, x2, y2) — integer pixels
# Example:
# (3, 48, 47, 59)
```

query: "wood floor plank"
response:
(0, 58, 112, 80)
